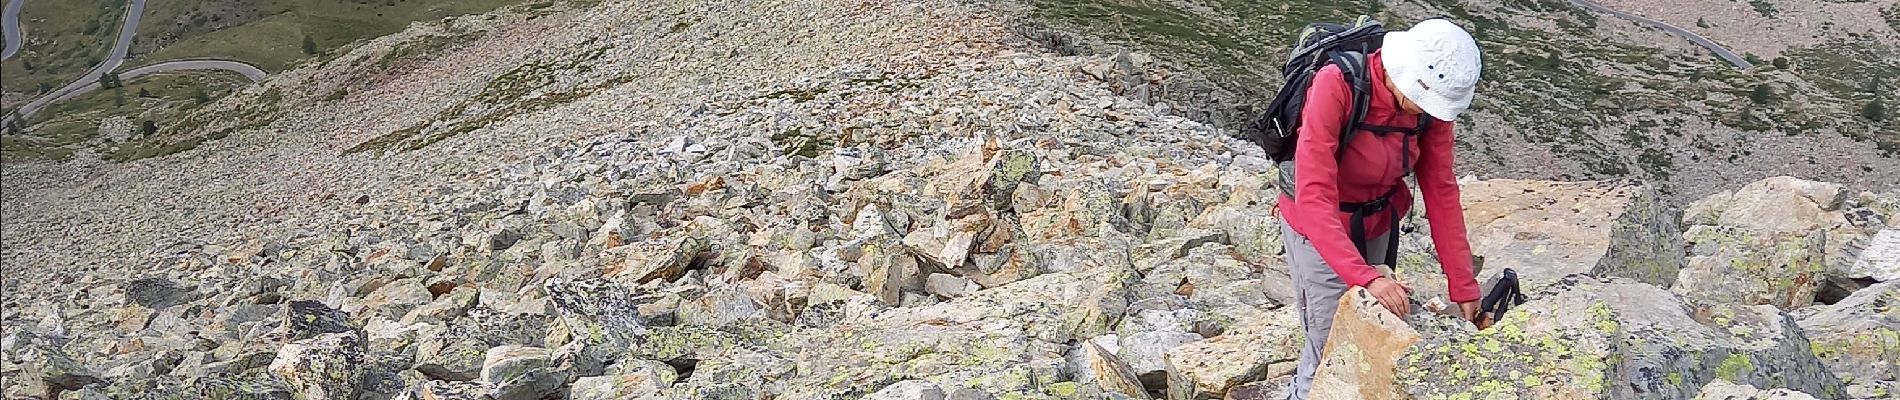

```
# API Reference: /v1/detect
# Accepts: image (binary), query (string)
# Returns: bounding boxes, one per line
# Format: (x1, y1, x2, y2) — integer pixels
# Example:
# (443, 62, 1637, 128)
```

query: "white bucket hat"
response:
(1382, 19, 1482, 121)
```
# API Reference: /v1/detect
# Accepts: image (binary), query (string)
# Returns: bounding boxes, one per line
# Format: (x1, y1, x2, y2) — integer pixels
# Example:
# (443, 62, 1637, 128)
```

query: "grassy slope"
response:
(3, 0, 533, 163)
(1024, 0, 1897, 185)
(1, 70, 246, 162)
(0, 0, 123, 108)
(132, 0, 522, 72)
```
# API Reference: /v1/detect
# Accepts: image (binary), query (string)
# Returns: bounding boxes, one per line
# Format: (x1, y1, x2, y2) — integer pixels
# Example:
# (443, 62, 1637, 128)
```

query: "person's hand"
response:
(1459, 301, 1487, 330)
(1366, 277, 1411, 318)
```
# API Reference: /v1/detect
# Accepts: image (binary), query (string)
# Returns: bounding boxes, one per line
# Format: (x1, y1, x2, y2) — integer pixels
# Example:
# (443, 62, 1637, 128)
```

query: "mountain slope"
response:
(1019, 0, 1900, 200)
(1, 0, 1896, 399)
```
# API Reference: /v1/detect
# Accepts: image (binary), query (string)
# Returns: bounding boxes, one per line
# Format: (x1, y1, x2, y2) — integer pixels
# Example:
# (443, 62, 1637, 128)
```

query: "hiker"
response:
(1254, 18, 1486, 399)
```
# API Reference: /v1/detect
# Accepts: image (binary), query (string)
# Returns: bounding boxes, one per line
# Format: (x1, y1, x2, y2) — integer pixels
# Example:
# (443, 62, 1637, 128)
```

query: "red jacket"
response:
(1280, 51, 1481, 303)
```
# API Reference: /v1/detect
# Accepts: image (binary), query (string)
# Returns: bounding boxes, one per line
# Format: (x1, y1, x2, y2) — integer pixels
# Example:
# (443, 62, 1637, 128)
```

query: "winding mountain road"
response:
(1567, 0, 1754, 70)
(2, 0, 271, 127)
(2, 0, 22, 60)
(39, 59, 267, 105)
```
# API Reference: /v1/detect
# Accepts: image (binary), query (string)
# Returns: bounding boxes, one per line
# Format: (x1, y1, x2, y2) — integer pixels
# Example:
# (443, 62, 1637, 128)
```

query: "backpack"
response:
(1249, 16, 1435, 268)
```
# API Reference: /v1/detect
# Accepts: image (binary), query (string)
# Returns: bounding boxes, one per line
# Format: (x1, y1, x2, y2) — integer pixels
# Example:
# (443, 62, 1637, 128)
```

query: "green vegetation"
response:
(1886, 5, 1900, 33)
(1749, 0, 1778, 18)
(1782, 38, 1900, 153)
(1866, 98, 1889, 122)
(371, 31, 483, 70)
(345, 43, 623, 155)
(1022, 0, 1892, 181)
(133, 0, 528, 73)
(1749, 84, 1773, 104)
(1695, 17, 1710, 29)
(0, 0, 125, 106)
(0, 71, 246, 162)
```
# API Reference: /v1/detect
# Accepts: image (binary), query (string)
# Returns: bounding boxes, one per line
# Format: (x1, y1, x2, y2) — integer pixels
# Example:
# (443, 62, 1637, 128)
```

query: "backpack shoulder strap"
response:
(1328, 51, 1374, 162)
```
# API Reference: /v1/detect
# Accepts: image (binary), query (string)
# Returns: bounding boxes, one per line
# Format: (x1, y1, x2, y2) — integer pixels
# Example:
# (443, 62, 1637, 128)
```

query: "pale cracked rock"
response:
(1162, 308, 1303, 399)
(258, 297, 333, 337)
(1316, 276, 1843, 399)
(267, 332, 366, 400)
(860, 240, 925, 305)
(544, 278, 648, 366)
(925, 273, 978, 298)
(1693, 379, 1821, 400)
(1675, 176, 1864, 310)
(1118, 330, 1201, 388)
(1186, 205, 1280, 264)
(415, 308, 548, 381)
(412, 380, 490, 400)
(776, 272, 1129, 398)
(850, 203, 903, 241)
(1401, 179, 1682, 301)
(609, 236, 712, 284)
(479, 345, 567, 400)
(402, 285, 479, 325)
(1846, 229, 1900, 282)
(1084, 341, 1149, 398)
(570, 359, 676, 400)
(1308, 287, 1420, 400)
(865, 380, 947, 400)
(352, 278, 435, 320)
(1685, 177, 1847, 233)
(4, 335, 105, 399)
(1796, 280, 1899, 384)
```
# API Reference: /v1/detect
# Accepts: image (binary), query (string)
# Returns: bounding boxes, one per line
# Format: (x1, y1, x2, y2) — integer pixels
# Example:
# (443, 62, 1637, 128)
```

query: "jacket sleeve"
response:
(1290, 66, 1383, 288)
(1414, 119, 1482, 302)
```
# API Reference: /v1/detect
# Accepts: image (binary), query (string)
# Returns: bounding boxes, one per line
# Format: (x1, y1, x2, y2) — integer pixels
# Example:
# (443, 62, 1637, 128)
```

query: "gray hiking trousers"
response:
(1280, 217, 1390, 400)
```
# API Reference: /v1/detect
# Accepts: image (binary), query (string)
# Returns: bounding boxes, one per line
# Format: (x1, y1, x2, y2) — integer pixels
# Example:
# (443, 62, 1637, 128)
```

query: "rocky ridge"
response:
(0, 0, 1897, 399)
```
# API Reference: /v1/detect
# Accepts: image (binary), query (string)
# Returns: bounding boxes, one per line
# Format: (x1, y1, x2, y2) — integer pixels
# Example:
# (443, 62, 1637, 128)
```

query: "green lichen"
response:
(1571, 350, 1611, 393)
(1470, 379, 1513, 396)
(1046, 382, 1079, 397)
(1715, 354, 1755, 381)
(1590, 302, 1620, 335)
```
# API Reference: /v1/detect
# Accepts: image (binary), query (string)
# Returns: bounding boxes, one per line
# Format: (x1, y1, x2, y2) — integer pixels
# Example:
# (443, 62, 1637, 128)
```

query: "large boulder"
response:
(1796, 280, 1899, 388)
(865, 380, 949, 400)
(926, 140, 1041, 214)
(1312, 276, 1844, 399)
(413, 309, 547, 381)
(1161, 308, 1303, 400)
(569, 359, 675, 400)
(265, 301, 356, 344)
(606, 236, 712, 285)
(1844, 229, 1900, 283)
(267, 333, 366, 400)
(1307, 288, 1421, 400)
(1693, 379, 1820, 400)
(1396, 179, 1683, 302)
(543, 278, 652, 368)
(1084, 341, 1149, 398)
(479, 345, 567, 400)
(1, 331, 105, 399)
(1674, 177, 1870, 310)
(774, 271, 1135, 399)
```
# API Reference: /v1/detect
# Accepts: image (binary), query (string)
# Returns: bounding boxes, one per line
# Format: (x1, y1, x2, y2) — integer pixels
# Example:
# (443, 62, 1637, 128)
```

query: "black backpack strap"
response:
(1341, 114, 1433, 268)
(1329, 51, 1373, 162)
